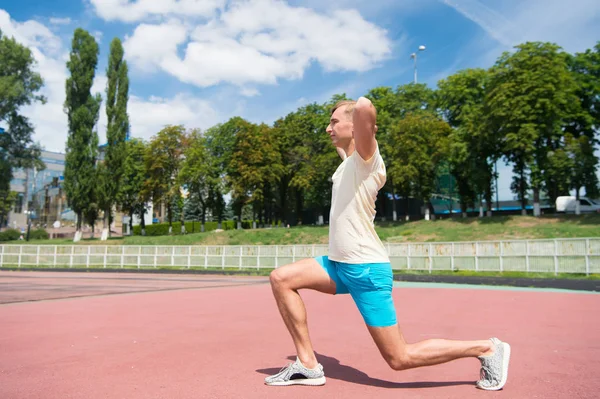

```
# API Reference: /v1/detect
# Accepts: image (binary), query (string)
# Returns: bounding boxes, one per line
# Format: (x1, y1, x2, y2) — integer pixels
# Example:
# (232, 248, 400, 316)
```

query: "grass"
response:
(12, 214, 600, 246)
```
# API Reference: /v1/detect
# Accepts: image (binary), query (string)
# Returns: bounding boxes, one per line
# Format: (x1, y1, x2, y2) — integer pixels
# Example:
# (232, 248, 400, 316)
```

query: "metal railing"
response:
(1, 238, 598, 275)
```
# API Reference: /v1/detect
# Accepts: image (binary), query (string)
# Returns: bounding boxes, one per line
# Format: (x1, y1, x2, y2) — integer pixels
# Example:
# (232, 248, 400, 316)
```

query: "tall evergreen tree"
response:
(101, 37, 129, 237)
(63, 28, 102, 236)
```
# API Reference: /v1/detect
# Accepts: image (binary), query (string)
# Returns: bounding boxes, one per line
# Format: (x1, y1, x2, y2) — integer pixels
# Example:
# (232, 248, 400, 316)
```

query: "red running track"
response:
(0, 271, 599, 399)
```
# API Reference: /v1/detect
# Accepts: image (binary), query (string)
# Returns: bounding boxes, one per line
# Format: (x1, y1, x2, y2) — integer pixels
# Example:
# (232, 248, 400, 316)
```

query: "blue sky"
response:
(2, 0, 600, 200)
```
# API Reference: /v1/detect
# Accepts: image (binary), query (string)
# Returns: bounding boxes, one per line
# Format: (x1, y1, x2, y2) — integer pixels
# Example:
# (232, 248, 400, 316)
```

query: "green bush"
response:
(0, 228, 21, 241)
(29, 228, 50, 240)
(131, 220, 256, 236)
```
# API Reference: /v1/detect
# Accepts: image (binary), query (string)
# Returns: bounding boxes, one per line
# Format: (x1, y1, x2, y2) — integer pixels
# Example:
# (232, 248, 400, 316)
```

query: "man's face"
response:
(326, 106, 353, 147)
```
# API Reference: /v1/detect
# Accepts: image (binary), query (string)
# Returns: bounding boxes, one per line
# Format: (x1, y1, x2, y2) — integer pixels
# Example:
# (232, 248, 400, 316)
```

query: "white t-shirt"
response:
(328, 145, 390, 264)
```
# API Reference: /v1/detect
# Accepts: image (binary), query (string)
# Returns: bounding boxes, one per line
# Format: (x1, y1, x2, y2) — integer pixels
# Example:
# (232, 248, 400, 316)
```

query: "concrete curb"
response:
(393, 274, 600, 292)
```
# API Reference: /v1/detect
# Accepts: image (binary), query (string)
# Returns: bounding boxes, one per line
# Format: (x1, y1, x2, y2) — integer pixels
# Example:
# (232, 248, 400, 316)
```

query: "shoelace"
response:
(479, 364, 496, 385)
(269, 363, 294, 380)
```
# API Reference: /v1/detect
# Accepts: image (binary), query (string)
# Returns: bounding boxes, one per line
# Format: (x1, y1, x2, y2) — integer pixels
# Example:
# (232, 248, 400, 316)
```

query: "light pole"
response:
(410, 45, 426, 84)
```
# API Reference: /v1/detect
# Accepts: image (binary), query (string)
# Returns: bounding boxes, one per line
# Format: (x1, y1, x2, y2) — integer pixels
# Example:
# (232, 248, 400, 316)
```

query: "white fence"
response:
(1, 238, 599, 275)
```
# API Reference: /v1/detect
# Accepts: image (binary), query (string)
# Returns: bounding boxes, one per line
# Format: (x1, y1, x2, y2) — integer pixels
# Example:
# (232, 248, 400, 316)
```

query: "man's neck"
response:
(342, 141, 355, 157)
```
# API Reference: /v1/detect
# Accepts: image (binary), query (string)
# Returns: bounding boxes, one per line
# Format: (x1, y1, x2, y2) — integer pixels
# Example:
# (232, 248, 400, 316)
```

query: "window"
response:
(13, 194, 24, 213)
(580, 200, 591, 206)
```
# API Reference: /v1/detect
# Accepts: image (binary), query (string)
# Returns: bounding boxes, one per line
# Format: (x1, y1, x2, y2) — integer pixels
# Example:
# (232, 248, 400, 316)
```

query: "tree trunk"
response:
(575, 187, 581, 215)
(485, 184, 493, 217)
(180, 200, 186, 234)
(129, 209, 134, 236)
(167, 201, 173, 234)
(295, 189, 303, 225)
(533, 188, 541, 217)
(279, 177, 290, 228)
(520, 169, 527, 216)
(139, 207, 146, 236)
(392, 183, 397, 222)
(479, 195, 484, 218)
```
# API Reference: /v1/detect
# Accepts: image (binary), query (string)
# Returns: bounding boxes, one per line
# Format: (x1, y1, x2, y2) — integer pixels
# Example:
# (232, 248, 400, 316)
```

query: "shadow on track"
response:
(256, 352, 475, 389)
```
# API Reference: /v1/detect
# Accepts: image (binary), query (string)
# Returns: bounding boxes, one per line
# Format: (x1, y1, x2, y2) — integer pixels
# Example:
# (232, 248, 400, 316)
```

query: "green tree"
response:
(145, 125, 188, 234)
(387, 111, 451, 220)
(204, 120, 239, 228)
(437, 68, 497, 216)
(486, 42, 580, 215)
(101, 37, 129, 237)
(178, 129, 215, 232)
(566, 42, 600, 202)
(368, 84, 436, 220)
(273, 101, 333, 226)
(120, 138, 148, 235)
(228, 120, 283, 227)
(63, 28, 102, 236)
(0, 29, 46, 196)
(0, 155, 16, 226)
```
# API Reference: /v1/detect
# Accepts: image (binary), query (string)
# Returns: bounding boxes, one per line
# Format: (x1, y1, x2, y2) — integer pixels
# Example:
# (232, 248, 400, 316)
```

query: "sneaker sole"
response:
(478, 342, 511, 391)
(265, 376, 326, 386)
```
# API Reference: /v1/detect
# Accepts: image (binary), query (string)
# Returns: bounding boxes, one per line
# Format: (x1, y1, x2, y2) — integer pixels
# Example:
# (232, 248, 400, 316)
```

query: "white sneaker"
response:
(477, 337, 511, 391)
(264, 357, 326, 386)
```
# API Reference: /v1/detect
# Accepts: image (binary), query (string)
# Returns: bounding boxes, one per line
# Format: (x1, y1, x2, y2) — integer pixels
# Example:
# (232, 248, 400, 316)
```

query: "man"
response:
(265, 97, 510, 391)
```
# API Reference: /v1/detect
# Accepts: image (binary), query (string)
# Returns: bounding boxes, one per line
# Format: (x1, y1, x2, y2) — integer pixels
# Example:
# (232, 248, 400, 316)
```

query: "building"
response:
(7, 150, 73, 231)
(5, 136, 160, 235)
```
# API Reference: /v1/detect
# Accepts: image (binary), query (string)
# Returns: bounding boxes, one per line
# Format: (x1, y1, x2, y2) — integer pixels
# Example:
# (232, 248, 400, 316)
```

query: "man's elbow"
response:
(354, 97, 376, 121)
(355, 96, 373, 111)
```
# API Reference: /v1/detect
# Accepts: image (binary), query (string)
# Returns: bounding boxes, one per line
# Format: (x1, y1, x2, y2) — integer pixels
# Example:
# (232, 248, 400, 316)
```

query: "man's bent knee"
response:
(269, 268, 286, 289)
(384, 354, 412, 371)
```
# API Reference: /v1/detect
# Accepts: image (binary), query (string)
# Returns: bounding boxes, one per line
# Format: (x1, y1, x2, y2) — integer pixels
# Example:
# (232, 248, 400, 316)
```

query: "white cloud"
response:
(121, 0, 392, 90)
(509, 0, 600, 53)
(440, 0, 517, 47)
(292, 0, 433, 19)
(240, 87, 260, 97)
(49, 17, 71, 25)
(93, 30, 103, 42)
(123, 20, 189, 73)
(128, 94, 221, 141)
(0, 10, 222, 153)
(441, 0, 600, 54)
(439, 0, 600, 201)
(89, 0, 225, 23)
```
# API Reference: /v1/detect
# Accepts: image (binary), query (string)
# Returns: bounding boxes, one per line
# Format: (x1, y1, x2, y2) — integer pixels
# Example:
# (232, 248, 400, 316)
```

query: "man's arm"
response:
(352, 96, 378, 161)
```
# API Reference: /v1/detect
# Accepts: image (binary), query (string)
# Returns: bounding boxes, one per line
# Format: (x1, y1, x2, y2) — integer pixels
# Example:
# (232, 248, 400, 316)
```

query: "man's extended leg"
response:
(265, 257, 337, 386)
(339, 260, 510, 390)
(368, 325, 510, 390)
(368, 325, 493, 369)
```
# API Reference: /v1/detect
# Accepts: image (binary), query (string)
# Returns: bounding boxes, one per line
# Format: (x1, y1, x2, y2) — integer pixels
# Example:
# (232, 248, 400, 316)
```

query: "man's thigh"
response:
(271, 257, 337, 295)
(339, 262, 398, 328)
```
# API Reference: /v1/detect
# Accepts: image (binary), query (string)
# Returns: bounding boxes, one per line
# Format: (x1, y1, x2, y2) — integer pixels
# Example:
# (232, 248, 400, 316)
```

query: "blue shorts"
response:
(315, 255, 397, 328)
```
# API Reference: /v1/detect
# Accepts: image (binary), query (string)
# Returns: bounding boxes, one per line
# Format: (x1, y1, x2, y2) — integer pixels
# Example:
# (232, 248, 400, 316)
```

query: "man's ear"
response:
(374, 124, 378, 134)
